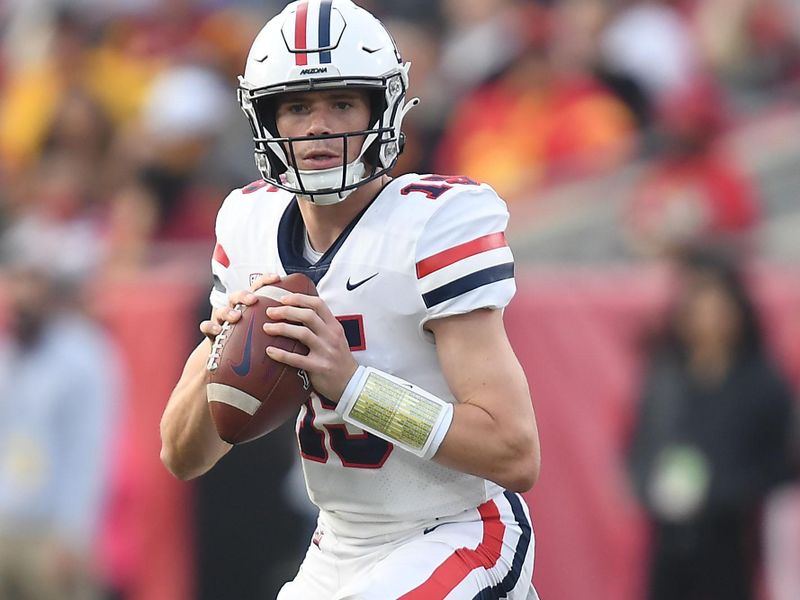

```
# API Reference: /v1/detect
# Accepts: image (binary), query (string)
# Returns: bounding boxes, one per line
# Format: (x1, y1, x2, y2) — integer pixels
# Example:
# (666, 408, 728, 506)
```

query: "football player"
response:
(160, 1, 541, 598)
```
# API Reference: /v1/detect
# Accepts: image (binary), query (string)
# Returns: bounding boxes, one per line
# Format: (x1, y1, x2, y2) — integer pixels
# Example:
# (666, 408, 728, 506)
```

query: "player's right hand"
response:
(199, 273, 282, 342)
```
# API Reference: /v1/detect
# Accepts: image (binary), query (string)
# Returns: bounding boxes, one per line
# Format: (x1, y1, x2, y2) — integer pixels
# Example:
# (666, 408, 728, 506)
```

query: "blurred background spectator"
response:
(624, 80, 761, 258)
(1, 0, 798, 599)
(0, 222, 121, 600)
(435, 0, 636, 201)
(627, 248, 797, 600)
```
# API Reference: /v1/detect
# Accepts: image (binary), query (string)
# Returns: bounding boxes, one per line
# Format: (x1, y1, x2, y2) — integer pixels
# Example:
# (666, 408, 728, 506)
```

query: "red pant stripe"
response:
(398, 499, 505, 599)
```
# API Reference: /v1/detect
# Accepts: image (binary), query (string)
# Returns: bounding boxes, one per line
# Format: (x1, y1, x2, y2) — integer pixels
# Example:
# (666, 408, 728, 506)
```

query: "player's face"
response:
(275, 89, 371, 171)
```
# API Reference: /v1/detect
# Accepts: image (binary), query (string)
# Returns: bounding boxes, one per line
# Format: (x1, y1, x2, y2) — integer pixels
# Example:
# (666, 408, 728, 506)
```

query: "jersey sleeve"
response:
(208, 191, 237, 309)
(414, 184, 515, 329)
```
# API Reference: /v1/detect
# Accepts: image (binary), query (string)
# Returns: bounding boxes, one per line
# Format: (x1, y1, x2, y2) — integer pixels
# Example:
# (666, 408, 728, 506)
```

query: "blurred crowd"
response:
(0, 0, 799, 275)
(1, 1, 799, 599)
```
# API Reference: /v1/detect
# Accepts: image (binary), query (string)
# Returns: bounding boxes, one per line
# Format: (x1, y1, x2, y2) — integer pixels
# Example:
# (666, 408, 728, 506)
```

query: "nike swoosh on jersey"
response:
(423, 522, 452, 535)
(346, 273, 379, 291)
(231, 315, 256, 376)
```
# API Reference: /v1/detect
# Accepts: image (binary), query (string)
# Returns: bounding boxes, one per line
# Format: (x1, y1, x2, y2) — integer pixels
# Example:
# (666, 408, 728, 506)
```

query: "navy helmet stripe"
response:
(319, 0, 333, 63)
(472, 491, 532, 599)
(422, 263, 514, 308)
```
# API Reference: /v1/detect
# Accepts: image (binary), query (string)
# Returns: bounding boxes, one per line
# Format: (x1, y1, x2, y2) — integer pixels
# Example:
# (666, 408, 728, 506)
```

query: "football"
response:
(206, 273, 317, 444)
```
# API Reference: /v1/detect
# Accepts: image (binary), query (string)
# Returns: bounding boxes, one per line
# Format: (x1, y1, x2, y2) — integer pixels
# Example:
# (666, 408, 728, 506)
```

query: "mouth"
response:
(299, 149, 342, 170)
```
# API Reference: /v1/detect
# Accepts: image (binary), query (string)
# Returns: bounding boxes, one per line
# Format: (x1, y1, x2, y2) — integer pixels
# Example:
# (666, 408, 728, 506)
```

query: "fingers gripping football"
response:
(265, 294, 358, 401)
(200, 274, 281, 342)
(205, 273, 317, 444)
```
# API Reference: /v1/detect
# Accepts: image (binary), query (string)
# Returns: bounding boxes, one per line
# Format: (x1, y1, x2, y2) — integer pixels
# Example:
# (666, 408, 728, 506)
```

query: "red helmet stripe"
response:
(295, 1, 309, 66)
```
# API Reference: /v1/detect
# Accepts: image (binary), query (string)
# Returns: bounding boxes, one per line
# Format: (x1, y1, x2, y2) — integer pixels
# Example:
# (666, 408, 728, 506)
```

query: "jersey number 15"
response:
(297, 314, 393, 469)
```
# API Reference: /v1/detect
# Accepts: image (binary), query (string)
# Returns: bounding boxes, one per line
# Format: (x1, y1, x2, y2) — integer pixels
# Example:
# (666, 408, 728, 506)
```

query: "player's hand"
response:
(263, 293, 357, 402)
(199, 274, 282, 342)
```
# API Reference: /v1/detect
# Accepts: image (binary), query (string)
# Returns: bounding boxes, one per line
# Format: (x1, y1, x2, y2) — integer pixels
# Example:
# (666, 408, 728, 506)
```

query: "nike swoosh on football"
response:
(231, 315, 256, 376)
(346, 273, 379, 291)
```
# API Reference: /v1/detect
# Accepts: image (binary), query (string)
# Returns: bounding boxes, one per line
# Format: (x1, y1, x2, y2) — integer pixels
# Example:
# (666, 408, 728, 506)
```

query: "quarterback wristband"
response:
(336, 366, 453, 459)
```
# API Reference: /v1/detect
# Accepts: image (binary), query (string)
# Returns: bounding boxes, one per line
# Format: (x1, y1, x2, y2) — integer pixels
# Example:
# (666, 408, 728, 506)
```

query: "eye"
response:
(288, 103, 308, 114)
(334, 101, 352, 110)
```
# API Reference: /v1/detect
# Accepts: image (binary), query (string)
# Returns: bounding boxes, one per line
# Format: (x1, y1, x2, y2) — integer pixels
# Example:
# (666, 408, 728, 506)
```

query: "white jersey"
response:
(209, 173, 516, 537)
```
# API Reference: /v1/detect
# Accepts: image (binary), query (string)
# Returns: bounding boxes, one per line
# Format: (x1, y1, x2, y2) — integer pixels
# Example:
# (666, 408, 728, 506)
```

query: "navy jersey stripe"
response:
(422, 263, 514, 308)
(319, 0, 332, 63)
(472, 491, 532, 599)
(277, 179, 394, 286)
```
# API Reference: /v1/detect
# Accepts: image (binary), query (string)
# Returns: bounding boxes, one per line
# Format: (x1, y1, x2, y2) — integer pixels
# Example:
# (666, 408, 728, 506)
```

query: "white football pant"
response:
(277, 491, 538, 599)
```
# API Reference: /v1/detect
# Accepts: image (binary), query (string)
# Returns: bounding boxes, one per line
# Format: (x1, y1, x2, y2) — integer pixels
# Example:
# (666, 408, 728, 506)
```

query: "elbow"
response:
(160, 446, 188, 481)
(160, 443, 202, 481)
(500, 430, 541, 493)
(502, 456, 540, 493)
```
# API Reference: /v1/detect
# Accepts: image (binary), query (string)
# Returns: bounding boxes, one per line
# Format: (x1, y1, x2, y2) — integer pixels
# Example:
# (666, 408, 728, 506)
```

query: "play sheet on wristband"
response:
(348, 373, 446, 453)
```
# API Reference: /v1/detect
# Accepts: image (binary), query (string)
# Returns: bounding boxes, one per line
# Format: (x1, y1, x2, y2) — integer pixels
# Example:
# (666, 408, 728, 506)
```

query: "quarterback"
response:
(160, 1, 541, 598)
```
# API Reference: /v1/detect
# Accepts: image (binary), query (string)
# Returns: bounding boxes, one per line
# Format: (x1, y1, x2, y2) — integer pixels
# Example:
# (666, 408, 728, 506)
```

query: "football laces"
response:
(206, 305, 243, 371)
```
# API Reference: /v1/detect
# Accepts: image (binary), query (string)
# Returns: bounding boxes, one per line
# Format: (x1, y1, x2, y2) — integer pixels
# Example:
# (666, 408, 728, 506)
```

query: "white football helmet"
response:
(238, 0, 418, 205)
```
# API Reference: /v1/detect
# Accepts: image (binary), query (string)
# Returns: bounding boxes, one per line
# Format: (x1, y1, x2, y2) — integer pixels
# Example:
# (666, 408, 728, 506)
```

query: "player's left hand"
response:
(264, 293, 357, 402)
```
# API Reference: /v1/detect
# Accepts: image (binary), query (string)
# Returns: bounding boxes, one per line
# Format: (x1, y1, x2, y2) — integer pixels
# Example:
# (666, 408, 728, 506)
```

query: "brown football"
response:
(206, 273, 317, 444)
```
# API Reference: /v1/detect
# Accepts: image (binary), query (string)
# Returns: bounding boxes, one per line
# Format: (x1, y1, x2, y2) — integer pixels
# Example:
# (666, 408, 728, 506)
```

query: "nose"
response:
(304, 106, 333, 137)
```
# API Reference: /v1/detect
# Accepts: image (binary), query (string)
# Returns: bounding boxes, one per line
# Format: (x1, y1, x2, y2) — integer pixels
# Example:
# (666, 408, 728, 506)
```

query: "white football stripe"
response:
(418, 246, 513, 294)
(207, 383, 260, 415)
(255, 285, 288, 303)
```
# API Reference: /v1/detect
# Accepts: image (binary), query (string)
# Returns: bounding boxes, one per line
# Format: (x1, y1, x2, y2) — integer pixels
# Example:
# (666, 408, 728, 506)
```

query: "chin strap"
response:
(285, 158, 369, 205)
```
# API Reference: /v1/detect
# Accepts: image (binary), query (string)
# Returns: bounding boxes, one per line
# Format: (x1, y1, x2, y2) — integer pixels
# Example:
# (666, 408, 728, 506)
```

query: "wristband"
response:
(336, 366, 454, 459)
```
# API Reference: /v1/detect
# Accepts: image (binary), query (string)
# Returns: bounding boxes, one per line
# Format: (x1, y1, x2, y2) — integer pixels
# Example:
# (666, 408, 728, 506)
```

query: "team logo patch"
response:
(249, 273, 263, 286)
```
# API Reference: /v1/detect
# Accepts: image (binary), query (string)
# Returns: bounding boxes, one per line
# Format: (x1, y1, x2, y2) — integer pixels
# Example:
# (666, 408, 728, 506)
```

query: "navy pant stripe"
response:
(472, 492, 532, 599)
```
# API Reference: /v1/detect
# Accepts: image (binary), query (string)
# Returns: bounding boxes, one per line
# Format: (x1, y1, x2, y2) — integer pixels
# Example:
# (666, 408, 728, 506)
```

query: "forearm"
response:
(336, 363, 540, 492)
(434, 391, 540, 493)
(160, 340, 231, 480)
(427, 310, 540, 492)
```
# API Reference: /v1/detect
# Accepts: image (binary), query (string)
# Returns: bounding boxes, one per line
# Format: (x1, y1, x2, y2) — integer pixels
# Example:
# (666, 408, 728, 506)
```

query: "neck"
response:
(297, 175, 389, 254)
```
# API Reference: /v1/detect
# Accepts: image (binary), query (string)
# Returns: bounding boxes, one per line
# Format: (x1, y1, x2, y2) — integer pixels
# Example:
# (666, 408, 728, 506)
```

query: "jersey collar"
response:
(277, 178, 395, 285)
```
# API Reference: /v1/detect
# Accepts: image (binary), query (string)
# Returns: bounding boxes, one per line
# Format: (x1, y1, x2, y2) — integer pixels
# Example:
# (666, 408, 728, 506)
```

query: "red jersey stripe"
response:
(295, 1, 309, 66)
(213, 243, 230, 268)
(398, 500, 505, 599)
(416, 232, 507, 279)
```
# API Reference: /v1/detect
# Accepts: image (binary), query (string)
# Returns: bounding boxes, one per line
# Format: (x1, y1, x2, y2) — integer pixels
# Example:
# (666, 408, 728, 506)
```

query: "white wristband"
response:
(336, 366, 453, 459)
